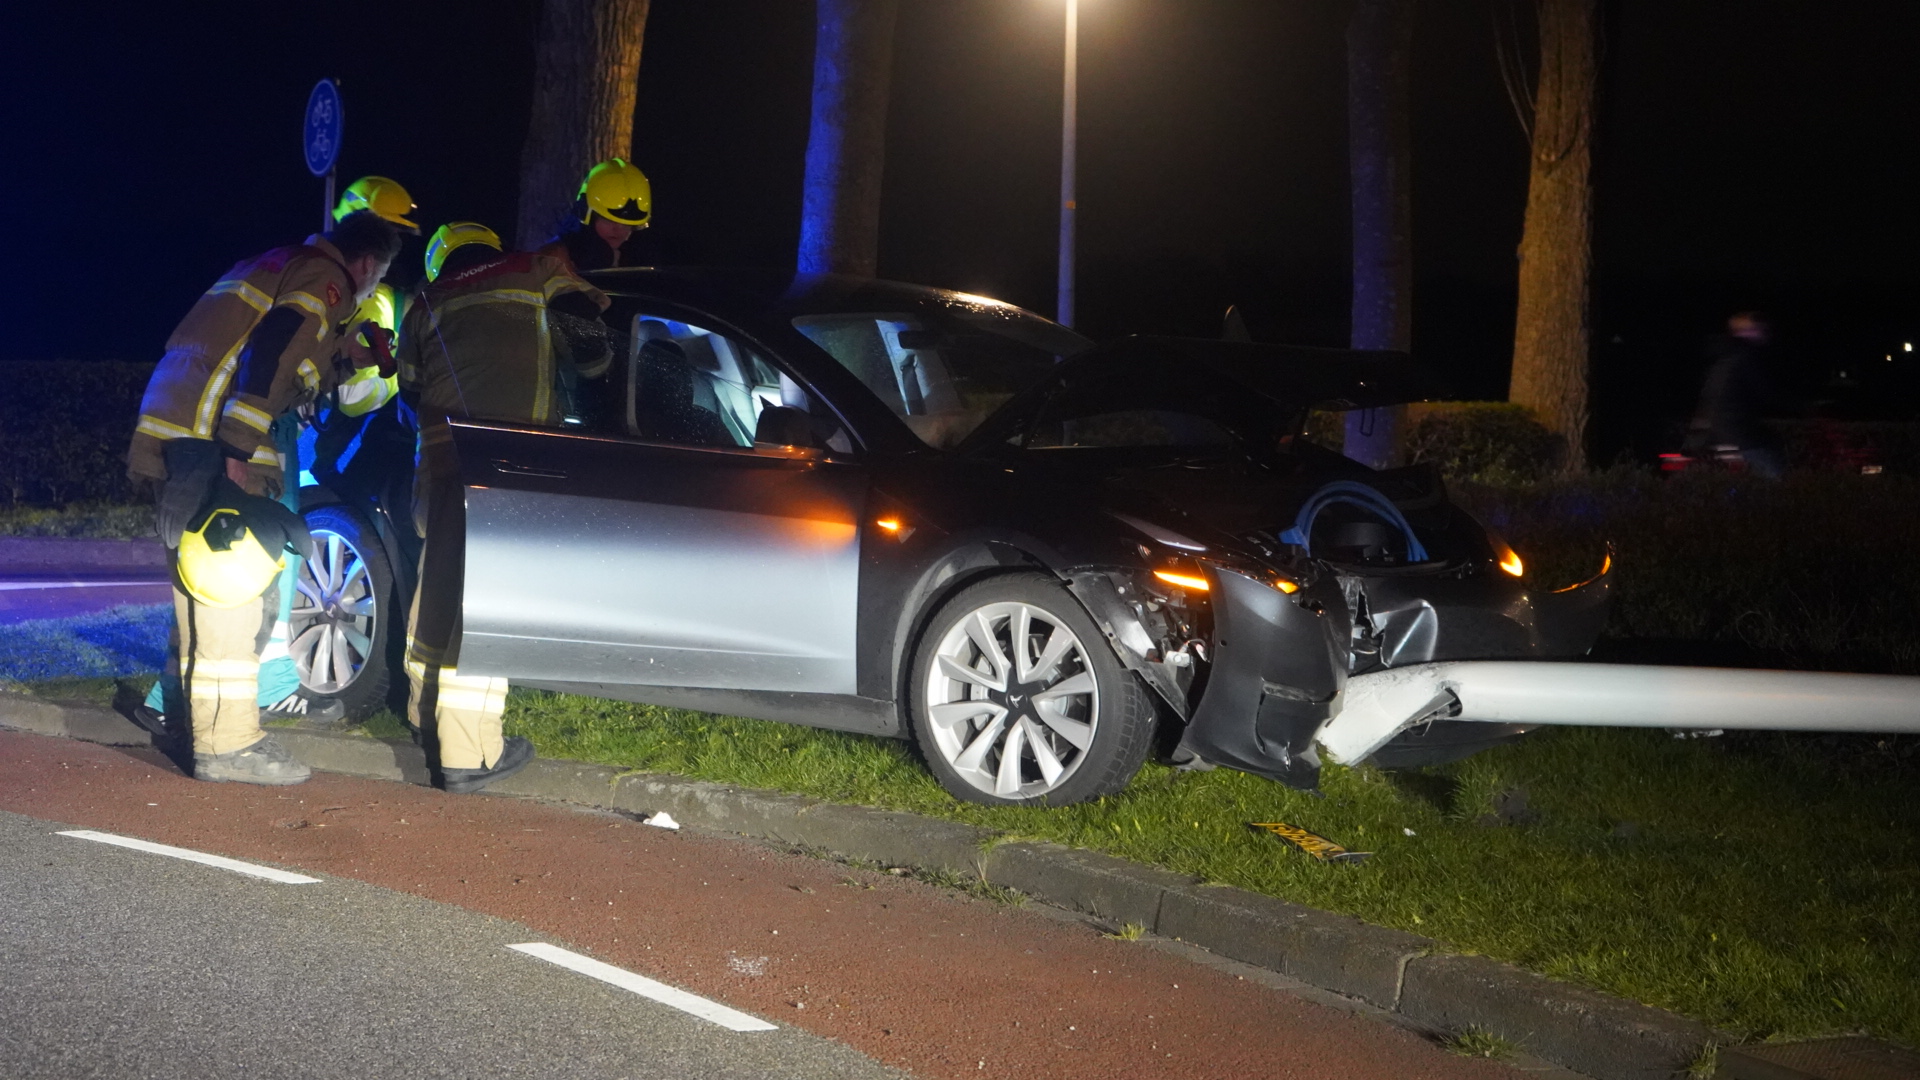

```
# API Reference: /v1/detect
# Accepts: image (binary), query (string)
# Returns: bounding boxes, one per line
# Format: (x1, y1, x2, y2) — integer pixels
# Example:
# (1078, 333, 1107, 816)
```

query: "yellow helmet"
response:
(424, 222, 503, 282)
(578, 158, 651, 227)
(334, 176, 419, 233)
(176, 508, 288, 608)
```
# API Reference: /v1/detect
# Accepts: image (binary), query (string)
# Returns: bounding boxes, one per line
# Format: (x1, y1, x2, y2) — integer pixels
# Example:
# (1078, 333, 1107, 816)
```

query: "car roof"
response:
(582, 267, 1061, 325)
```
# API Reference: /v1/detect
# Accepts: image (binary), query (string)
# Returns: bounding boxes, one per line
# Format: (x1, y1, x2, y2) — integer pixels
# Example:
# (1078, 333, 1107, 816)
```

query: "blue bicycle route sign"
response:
(303, 79, 343, 177)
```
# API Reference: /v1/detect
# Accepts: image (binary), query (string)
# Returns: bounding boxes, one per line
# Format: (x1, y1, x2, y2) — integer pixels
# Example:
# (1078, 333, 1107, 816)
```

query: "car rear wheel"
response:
(290, 504, 394, 723)
(909, 573, 1154, 806)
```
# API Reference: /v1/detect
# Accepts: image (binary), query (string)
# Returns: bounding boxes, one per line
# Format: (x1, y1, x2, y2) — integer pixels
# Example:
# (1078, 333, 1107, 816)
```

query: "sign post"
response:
(303, 79, 344, 232)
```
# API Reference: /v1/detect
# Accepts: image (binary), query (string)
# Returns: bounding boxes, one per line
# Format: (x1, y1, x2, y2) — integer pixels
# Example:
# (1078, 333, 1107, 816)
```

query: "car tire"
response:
(290, 504, 395, 723)
(909, 572, 1154, 806)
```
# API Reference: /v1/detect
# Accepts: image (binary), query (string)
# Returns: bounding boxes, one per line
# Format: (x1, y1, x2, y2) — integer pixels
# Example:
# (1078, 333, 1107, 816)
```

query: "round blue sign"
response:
(303, 79, 343, 177)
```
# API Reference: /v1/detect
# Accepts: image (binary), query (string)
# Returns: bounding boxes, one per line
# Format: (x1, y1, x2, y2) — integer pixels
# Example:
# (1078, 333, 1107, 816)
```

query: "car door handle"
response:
(490, 459, 568, 479)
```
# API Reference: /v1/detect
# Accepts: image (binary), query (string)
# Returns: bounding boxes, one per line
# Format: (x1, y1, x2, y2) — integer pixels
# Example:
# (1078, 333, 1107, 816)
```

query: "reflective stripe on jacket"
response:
(128, 235, 359, 481)
(397, 251, 609, 477)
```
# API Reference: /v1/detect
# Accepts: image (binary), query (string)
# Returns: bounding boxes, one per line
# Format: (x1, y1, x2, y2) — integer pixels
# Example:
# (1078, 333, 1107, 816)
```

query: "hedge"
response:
(0, 361, 154, 506)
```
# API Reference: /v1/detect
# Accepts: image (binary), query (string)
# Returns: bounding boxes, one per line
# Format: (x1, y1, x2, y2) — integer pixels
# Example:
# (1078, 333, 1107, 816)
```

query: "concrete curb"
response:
(2, 696, 1730, 1080)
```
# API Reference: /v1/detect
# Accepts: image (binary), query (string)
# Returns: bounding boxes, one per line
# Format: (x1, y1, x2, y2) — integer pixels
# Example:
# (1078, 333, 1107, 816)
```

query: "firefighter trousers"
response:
(171, 574, 275, 757)
(405, 467, 509, 771)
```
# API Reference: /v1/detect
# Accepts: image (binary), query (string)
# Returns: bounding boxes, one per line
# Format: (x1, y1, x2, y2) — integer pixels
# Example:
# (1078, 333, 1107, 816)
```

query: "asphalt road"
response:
(0, 809, 900, 1080)
(0, 731, 1538, 1080)
(0, 575, 169, 622)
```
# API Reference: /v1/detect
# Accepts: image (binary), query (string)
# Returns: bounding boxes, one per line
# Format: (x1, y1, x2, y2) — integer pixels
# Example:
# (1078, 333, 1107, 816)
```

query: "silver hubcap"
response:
(290, 529, 376, 695)
(924, 600, 1099, 799)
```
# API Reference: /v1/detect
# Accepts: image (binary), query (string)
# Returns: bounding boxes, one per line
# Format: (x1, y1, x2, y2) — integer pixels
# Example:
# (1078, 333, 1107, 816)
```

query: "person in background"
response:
(331, 176, 421, 417)
(537, 157, 658, 273)
(1686, 311, 1785, 479)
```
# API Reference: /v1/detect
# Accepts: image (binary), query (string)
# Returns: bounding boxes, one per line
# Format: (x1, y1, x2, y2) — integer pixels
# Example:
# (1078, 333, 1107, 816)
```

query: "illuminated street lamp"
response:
(1057, 0, 1079, 328)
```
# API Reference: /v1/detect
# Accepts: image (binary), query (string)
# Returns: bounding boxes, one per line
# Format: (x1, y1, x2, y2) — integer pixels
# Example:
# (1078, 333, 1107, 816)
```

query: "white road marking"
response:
(508, 942, 777, 1032)
(0, 579, 169, 591)
(57, 830, 321, 884)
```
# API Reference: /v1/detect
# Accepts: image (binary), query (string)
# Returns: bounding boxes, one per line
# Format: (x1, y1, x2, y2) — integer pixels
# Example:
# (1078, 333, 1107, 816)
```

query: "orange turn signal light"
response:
(875, 518, 902, 533)
(1498, 550, 1524, 577)
(1153, 569, 1211, 592)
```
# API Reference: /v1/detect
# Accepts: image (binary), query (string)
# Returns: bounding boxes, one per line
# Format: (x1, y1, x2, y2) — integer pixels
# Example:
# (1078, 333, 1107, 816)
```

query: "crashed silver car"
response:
(295, 271, 1918, 807)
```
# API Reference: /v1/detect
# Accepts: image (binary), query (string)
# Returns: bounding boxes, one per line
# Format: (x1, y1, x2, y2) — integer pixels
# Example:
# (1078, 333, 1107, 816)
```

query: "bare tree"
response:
(516, 0, 651, 250)
(798, 0, 900, 277)
(1345, 0, 1418, 468)
(1506, 0, 1599, 470)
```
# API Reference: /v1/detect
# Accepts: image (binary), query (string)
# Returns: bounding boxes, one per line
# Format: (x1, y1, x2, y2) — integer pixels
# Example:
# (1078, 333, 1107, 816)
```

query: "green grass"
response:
(501, 689, 1919, 1046)
(4, 676, 143, 705)
(0, 500, 152, 539)
(1442, 1027, 1522, 1061)
(1686, 1042, 1723, 1079)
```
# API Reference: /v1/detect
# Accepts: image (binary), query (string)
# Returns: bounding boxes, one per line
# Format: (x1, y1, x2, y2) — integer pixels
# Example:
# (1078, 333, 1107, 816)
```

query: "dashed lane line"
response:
(57, 830, 322, 884)
(0, 579, 168, 591)
(508, 942, 778, 1033)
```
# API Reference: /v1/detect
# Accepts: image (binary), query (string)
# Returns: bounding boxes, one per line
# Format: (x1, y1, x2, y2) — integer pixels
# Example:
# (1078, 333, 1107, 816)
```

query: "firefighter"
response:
(537, 157, 656, 274)
(397, 221, 611, 793)
(128, 210, 403, 784)
(331, 176, 420, 417)
(133, 184, 419, 733)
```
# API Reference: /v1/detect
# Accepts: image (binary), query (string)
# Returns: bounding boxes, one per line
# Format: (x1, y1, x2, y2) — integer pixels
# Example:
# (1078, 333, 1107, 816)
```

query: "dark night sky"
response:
(2, 1, 1914, 451)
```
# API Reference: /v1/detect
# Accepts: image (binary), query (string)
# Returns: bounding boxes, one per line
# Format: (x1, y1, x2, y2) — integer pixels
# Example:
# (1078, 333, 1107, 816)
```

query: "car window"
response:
(794, 308, 1086, 450)
(625, 315, 852, 453)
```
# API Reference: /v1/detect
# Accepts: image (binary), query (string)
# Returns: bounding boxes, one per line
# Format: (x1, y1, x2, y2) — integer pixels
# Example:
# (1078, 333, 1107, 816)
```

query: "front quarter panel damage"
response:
(1172, 568, 1348, 789)
(1065, 569, 1196, 722)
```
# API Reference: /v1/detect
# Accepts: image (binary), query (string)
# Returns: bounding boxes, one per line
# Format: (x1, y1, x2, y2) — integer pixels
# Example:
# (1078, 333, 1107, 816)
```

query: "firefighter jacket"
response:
(129, 235, 361, 483)
(335, 282, 403, 418)
(396, 250, 610, 477)
(536, 226, 663, 275)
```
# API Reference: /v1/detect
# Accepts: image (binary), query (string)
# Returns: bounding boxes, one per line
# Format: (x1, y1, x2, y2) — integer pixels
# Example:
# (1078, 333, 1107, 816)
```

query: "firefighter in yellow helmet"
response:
(127, 210, 402, 784)
(331, 177, 419, 417)
(397, 221, 611, 793)
(538, 157, 657, 274)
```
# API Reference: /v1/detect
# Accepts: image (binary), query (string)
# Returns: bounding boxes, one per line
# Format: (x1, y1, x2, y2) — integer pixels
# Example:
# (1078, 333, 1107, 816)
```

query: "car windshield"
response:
(794, 301, 1090, 449)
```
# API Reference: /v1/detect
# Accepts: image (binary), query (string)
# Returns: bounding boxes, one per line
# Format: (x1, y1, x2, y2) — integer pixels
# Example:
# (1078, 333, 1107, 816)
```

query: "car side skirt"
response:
(515, 680, 903, 738)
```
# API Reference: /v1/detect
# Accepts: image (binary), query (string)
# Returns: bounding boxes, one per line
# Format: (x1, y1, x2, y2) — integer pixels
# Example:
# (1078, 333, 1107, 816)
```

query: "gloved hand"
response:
(156, 439, 220, 548)
(348, 320, 397, 378)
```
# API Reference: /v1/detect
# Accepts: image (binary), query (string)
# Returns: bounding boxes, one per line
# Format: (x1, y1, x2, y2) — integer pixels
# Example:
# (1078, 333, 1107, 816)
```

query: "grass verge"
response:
(0, 605, 170, 682)
(501, 688, 1918, 1046)
(0, 500, 153, 539)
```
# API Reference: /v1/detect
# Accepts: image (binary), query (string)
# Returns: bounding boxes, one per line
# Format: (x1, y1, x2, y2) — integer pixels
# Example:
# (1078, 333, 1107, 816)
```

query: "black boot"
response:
(438, 736, 535, 795)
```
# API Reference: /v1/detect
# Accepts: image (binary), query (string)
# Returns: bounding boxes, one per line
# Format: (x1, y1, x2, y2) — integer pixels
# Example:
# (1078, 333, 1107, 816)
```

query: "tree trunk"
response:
(798, 0, 900, 277)
(1508, 0, 1598, 471)
(515, 0, 650, 250)
(1344, 0, 1417, 468)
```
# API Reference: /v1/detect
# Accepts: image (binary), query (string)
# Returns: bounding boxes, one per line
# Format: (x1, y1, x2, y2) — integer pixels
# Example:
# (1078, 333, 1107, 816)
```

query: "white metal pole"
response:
(1057, 0, 1078, 328)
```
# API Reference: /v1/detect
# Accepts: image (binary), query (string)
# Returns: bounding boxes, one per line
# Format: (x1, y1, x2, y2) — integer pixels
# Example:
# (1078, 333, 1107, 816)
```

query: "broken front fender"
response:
(1174, 566, 1348, 789)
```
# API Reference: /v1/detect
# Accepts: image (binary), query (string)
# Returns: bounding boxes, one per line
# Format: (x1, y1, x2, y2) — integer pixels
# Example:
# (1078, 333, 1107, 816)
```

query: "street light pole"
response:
(1057, 0, 1078, 328)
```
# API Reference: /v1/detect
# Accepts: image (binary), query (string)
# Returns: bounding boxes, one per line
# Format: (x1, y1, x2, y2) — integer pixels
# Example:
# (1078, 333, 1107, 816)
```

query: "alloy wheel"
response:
(290, 529, 377, 695)
(923, 600, 1100, 799)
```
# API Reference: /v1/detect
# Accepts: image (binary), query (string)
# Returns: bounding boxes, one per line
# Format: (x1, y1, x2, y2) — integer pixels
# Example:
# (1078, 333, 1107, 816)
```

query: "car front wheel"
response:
(909, 573, 1154, 806)
(289, 504, 394, 723)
